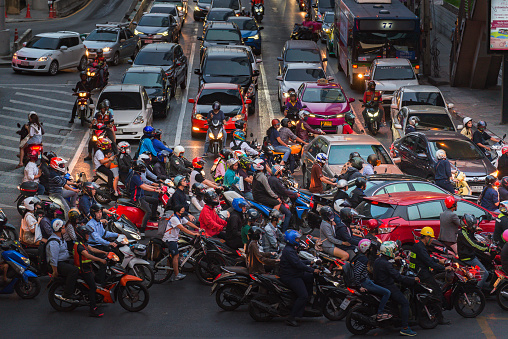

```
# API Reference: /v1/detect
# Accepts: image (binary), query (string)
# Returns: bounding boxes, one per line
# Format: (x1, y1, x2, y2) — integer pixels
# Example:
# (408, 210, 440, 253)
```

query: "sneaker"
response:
(285, 317, 299, 327)
(68, 119, 74, 124)
(400, 327, 417, 336)
(89, 307, 104, 318)
(175, 273, 186, 280)
(202, 153, 208, 157)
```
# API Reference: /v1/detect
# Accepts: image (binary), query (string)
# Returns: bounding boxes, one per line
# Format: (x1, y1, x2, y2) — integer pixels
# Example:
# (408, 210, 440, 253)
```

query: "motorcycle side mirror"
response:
(194, 68, 202, 75)
(447, 103, 454, 109)
(60, 46, 68, 51)
(23, 42, 27, 47)
(128, 59, 133, 64)
(253, 70, 260, 76)
(256, 58, 262, 63)
(277, 57, 283, 61)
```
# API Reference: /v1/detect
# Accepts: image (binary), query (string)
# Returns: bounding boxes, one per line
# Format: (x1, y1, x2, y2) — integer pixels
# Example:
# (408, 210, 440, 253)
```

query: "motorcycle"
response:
(72, 90, 92, 126)
(490, 267, 508, 310)
(253, 3, 264, 22)
(115, 234, 154, 288)
(207, 120, 225, 156)
(489, 133, 506, 167)
(0, 208, 18, 241)
(76, 171, 127, 205)
(86, 62, 108, 90)
(360, 99, 382, 136)
(290, 23, 317, 41)
(211, 266, 254, 311)
(106, 214, 142, 243)
(0, 239, 41, 299)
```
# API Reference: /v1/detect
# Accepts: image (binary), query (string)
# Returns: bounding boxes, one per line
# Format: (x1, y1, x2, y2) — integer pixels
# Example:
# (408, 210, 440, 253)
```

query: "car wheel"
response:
(77, 56, 87, 71)
(112, 52, 120, 66)
(48, 60, 59, 76)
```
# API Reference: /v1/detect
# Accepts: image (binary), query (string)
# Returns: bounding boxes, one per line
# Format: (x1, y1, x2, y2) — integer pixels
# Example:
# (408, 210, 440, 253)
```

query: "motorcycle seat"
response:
(222, 266, 249, 276)
(117, 198, 138, 208)
(298, 188, 314, 196)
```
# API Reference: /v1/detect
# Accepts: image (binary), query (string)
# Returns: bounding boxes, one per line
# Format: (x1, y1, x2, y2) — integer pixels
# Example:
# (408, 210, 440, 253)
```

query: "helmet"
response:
(379, 241, 398, 258)
(304, 13, 310, 20)
(408, 116, 420, 126)
(334, 199, 351, 213)
(420, 226, 435, 238)
(154, 129, 162, 138)
(320, 205, 334, 221)
(288, 89, 296, 98)
(50, 157, 67, 173)
(233, 150, 246, 159)
(235, 120, 246, 130)
(89, 204, 102, 218)
(232, 197, 248, 212)
(80, 71, 87, 79)
(246, 208, 260, 222)
(477, 120, 487, 131)
(174, 145, 185, 157)
(460, 214, 477, 232)
(247, 226, 263, 241)
(138, 153, 150, 163)
(336, 179, 348, 189)
(118, 141, 130, 154)
(351, 157, 364, 170)
(204, 190, 219, 206)
(271, 164, 283, 176)
(444, 195, 457, 209)
(227, 158, 238, 168)
(339, 207, 360, 223)
(358, 239, 372, 253)
(503, 229, 508, 243)
(344, 111, 355, 125)
(486, 175, 498, 185)
(143, 126, 154, 136)
(220, 148, 232, 160)
(28, 111, 38, 120)
(436, 149, 447, 160)
(97, 136, 112, 150)
(233, 130, 246, 141)
(502, 146, 508, 155)
(132, 163, 146, 173)
(367, 81, 376, 90)
(298, 110, 310, 120)
(101, 99, 110, 109)
(269, 209, 282, 222)
(192, 157, 205, 169)
(284, 229, 301, 246)
(463, 117, 473, 126)
(42, 151, 57, 163)
(52, 219, 64, 232)
(281, 118, 290, 128)
(367, 154, 379, 166)
(192, 183, 206, 197)
(23, 196, 41, 211)
(355, 177, 367, 188)
(131, 243, 147, 257)
(252, 158, 265, 171)
(76, 224, 94, 241)
(349, 152, 361, 160)
(83, 182, 98, 196)
(68, 208, 81, 223)
(239, 156, 253, 170)
(157, 150, 171, 163)
(316, 153, 328, 163)
(271, 119, 280, 127)
(212, 101, 221, 110)
(174, 175, 185, 187)
(502, 177, 508, 188)
(46, 202, 60, 217)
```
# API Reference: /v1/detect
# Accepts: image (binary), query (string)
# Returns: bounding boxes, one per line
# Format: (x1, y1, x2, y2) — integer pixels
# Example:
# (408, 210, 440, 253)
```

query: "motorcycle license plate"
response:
(340, 297, 351, 310)
(321, 121, 332, 127)
(19, 60, 29, 66)
(494, 278, 502, 289)
(471, 186, 483, 193)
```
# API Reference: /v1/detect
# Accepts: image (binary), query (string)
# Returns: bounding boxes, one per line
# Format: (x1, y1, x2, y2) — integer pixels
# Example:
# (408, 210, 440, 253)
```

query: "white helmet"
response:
(298, 110, 310, 120)
(138, 153, 150, 161)
(174, 145, 185, 157)
(23, 196, 40, 211)
(227, 158, 238, 167)
(28, 111, 38, 120)
(52, 219, 64, 232)
(252, 158, 265, 171)
(336, 179, 348, 189)
(463, 117, 472, 126)
(436, 149, 447, 160)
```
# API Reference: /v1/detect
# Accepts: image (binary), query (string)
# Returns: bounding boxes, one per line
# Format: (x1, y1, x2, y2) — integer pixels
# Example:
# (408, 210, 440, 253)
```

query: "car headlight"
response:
(133, 115, 144, 124)
(12, 52, 17, 60)
(335, 114, 344, 118)
(324, 28, 330, 33)
(134, 29, 142, 35)
(85, 50, 89, 57)
(153, 96, 165, 102)
(103, 47, 111, 53)
(194, 113, 206, 120)
(37, 56, 48, 62)
(491, 170, 499, 177)
(232, 114, 243, 121)
(248, 34, 259, 40)
(159, 31, 169, 36)
(309, 114, 316, 117)
(195, 6, 201, 10)
(177, 6, 183, 10)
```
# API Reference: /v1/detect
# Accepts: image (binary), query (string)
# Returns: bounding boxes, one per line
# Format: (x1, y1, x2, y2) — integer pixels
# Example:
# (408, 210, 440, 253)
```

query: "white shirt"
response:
(23, 161, 39, 183)
(230, 140, 259, 156)
(362, 164, 375, 176)
(162, 215, 189, 242)
(93, 149, 105, 170)
(29, 124, 42, 137)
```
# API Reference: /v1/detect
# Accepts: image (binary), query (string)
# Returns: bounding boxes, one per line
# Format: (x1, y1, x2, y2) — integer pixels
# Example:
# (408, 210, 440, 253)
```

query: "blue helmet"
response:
(157, 150, 171, 163)
(316, 153, 328, 163)
(232, 197, 248, 212)
(143, 126, 154, 136)
(284, 229, 301, 246)
(174, 175, 185, 187)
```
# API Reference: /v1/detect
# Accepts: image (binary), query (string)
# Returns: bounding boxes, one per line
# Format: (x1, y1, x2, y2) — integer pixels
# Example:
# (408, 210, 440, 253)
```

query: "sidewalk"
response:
(5, 6, 50, 23)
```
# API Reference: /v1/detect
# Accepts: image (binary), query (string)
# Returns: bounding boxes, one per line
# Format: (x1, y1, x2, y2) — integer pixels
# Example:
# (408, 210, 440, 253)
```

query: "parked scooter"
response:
(0, 209, 18, 242)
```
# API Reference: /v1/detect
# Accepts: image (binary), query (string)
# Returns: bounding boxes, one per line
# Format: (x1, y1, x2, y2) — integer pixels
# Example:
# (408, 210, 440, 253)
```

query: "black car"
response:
(345, 174, 450, 196)
(135, 13, 180, 44)
(133, 43, 188, 98)
(211, 0, 243, 15)
(198, 21, 243, 59)
(121, 66, 170, 118)
(204, 8, 235, 25)
(193, 0, 212, 21)
(391, 131, 497, 194)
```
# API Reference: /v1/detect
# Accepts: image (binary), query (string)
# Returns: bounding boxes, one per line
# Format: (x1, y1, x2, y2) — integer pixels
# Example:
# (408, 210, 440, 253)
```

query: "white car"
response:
(96, 84, 153, 140)
(365, 58, 419, 104)
(276, 63, 326, 111)
(390, 85, 455, 117)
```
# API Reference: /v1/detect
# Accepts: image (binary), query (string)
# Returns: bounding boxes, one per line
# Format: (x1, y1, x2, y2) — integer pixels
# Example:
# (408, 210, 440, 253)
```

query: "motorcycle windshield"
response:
(120, 215, 140, 233)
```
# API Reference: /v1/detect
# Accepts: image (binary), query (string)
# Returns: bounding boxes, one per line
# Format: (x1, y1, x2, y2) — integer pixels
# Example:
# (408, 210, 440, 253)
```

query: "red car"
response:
(189, 83, 251, 137)
(356, 191, 497, 247)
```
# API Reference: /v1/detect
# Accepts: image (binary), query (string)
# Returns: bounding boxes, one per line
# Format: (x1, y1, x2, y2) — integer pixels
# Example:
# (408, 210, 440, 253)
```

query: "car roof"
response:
(373, 58, 411, 66)
(356, 174, 431, 182)
(364, 191, 449, 206)
(201, 83, 240, 90)
(410, 130, 470, 141)
(226, 45, 254, 54)
(284, 40, 319, 50)
(318, 134, 382, 145)
(285, 63, 323, 70)
(205, 46, 248, 57)
(209, 7, 235, 12)
(400, 85, 440, 93)
(304, 81, 343, 89)
(139, 42, 176, 51)
(126, 66, 164, 73)
(102, 84, 142, 92)
(207, 21, 237, 29)
(404, 106, 449, 114)
(37, 31, 79, 38)
(151, 3, 177, 7)
(227, 16, 254, 22)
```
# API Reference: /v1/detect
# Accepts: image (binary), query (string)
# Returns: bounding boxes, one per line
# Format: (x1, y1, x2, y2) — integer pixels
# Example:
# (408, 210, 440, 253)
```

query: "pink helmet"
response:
(503, 229, 508, 243)
(358, 239, 372, 253)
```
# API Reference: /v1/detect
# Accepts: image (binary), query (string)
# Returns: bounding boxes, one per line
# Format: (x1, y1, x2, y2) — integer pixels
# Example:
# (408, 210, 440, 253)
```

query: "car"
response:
(297, 79, 355, 133)
(227, 16, 264, 55)
(198, 21, 243, 59)
(96, 84, 153, 140)
(210, 0, 244, 15)
(301, 134, 403, 189)
(226, 45, 261, 91)
(277, 40, 327, 75)
(134, 13, 180, 44)
(276, 63, 326, 110)
(148, 4, 184, 33)
(312, 0, 334, 22)
(390, 131, 497, 194)
(390, 85, 455, 118)
(390, 105, 462, 141)
(83, 23, 140, 66)
(355, 191, 496, 247)
(121, 66, 170, 118)
(12, 31, 87, 76)
(193, 0, 212, 21)
(365, 58, 419, 104)
(188, 83, 251, 137)
(153, 0, 188, 18)
(319, 11, 334, 43)
(204, 8, 236, 24)
(133, 43, 188, 98)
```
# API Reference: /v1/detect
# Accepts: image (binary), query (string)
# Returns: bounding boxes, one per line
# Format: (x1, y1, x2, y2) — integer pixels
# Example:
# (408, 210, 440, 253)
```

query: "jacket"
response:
(340, 167, 363, 181)
(333, 189, 350, 203)
(373, 255, 415, 288)
(153, 162, 168, 181)
(268, 175, 298, 200)
(349, 187, 365, 208)
(494, 214, 508, 245)
(295, 119, 320, 142)
(225, 210, 244, 245)
(199, 205, 227, 237)
(170, 188, 189, 212)
(252, 172, 278, 200)
(246, 240, 277, 274)
(169, 155, 192, 177)
(86, 218, 118, 247)
(335, 221, 359, 250)
(457, 228, 488, 261)
(439, 209, 460, 243)
(118, 153, 132, 176)
(152, 139, 172, 154)
(279, 245, 313, 279)
(409, 241, 445, 279)
(319, 220, 343, 251)
(47, 169, 66, 195)
(138, 137, 157, 157)
(262, 223, 282, 252)
(46, 234, 70, 267)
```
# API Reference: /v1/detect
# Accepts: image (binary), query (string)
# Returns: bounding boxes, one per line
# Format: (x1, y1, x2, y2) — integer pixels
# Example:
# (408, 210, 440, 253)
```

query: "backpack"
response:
(341, 252, 360, 287)
(37, 238, 59, 275)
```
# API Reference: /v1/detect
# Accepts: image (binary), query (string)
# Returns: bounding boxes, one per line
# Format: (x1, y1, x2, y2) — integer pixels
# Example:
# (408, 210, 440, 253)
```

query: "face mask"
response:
(277, 220, 283, 226)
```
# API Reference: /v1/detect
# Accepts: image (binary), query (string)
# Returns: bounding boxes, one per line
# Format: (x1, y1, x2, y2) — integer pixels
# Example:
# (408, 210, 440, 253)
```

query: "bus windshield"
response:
(354, 32, 418, 62)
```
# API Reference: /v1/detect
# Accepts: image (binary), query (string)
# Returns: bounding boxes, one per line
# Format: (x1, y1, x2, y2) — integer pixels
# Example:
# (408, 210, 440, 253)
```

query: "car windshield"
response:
(401, 91, 446, 107)
(198, 88, 242, 105)
(409, 114, 455, 131)
(323, 13, 334, 23)
(212, 0, 239, 9)
(328, 144, 393, 165)
(356, 201, 395, 219)
(429, 140, 485, 160)
(207, 10, 233, 21)
(134, 51, 173, 66)
(138, 15, 170, 27)
(318, 0, 334, 9)
(204, 57, 251, 76)
(122, 72, 163, 88)
(205, 29, 241, 41)
(285, 49, 321, 63)
(301, 87, 345, 103)
(99, 92, 142, 110)
(373, 65, 416, 81)
(86, 30, 117, 42)
(228, 18, 258, 30)
(25, 36, 59, 50)
(150, 6, 178, 15)
(285, 68, 325, 81)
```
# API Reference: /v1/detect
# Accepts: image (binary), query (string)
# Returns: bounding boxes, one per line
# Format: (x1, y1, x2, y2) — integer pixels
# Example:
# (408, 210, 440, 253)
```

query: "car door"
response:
(392, 106, 407, 140)
(69, 36, 83, 66)
(407, 200, 445, 239)
(398, 135, 419, 175)
(455, 200, 496, 232)
(142, 88, 153, 124)
(169, 15, 179, 40)
(412, 135, 433, 178)
(56, 37, 72, 67)
(118, 30, 129, 58)
(173, 45, 187, 86)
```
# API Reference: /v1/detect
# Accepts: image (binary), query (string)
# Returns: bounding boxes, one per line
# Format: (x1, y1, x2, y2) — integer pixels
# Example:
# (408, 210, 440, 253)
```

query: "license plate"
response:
(340, 297, 351, 310)
(144, 39, 153, 43)
(19, 60, 29, 66)
(321, 121, 332, 127)
(494, 278, 502, 289)
(471, 186, 483, 192)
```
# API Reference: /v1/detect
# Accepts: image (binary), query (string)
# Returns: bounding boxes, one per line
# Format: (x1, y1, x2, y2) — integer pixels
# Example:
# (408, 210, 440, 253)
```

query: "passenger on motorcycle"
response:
(154, 150, 171, 181)
(117, 141, 132, 185)
(268, 165, 295, 233)
(362, 81, 385, 126)
(309, 153, 337, 193)
(373, 241, 419, 337)
(170, 145, 192, 177)
(203, 101, 228, 156)
(362, 154, 379, 176)
(409, 227, 452, 325)
(224, 158, 240, 189)
(319, 205, 349, 260)
(336, 207, 363, 257)
(494, 201, 508, 245)
(69, 71, 93, 124)
(190, 183, 206, 214)
(339, 111, 355, 134)
(301, 14, 321, 34)
(267, 119, 291, 166)
(17, 111, 43, 169)
(252, 159, 284, 211)
(23, 153, 45, 195)
(439, 196, 460, 253)
(234, 120, 247, 133)
(460, 117, 473, 140)
(137, 126, 158, 158)
(333, 179, 350, 203)
(152, 129, 173, 154)
(295, 110, 325, 142)
(279, 229, 320, 327)
(230, 130, 259, 156)
(479, 175, 500, 212)
(350, 177, 367, 209)
(473, 121, 499, 160)
(279, 118, 307, 173)
(198, 190, 227, 238)
(86, 204, 118, 251)
(39, 151, 56, 194)
(63, 209, 82, 250)
(93, 100, 116, 152)
(284, 91, 302, 118)
(241, 208, 259, 250)
(246, 226, 278, 274)
(498, 146, 508, 180)
(225, 197, 249, 249)
(405, 116, 419, 134)
(262, 209, 284, 253)
(92, 50, 108, 87)
(94, 137, 116, 193)
(20, 197, 43, 246)
(434, 149, 456, 194)
(48, 157, 79, 220)
(40, 202, 60, 241)
(211, 148, 231, 184)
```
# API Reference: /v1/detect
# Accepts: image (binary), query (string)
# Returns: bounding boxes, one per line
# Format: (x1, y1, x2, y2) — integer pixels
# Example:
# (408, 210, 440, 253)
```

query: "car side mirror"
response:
(348, 97, 355, 103)
(60, 46, 68, 51)
(483, 213, 493, 221)
(188, 98, 195, 103)
(394, 123, 402, 129)
(416, 153, 427, 159)
(390, 103, 398, 109)
(194, 68, 202, 75)
(457, 124, 463, 130)
(253, 70, 260, 76)
(245, 99, 252, 104)
(277, 57, 283, 61)
(448, 103, 455, 109)
(259, 26, 264, 30)
(275, 76, 282, 81)
(197, 36, 203, 41)
(322, 58, 328, 62)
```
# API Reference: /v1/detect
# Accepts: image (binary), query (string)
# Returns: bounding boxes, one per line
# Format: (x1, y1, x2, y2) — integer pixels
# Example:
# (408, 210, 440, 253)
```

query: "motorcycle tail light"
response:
(236, 250, 243, 257)
(347, 287, 356, 294)
(215, 273, 222, 281)
(249, 274, 258, 281)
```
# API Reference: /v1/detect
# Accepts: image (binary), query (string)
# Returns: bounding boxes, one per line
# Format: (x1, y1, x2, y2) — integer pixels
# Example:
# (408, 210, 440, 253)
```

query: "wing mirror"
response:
(448, 103, 455, 109)
(416, 153, 427, 160)
(60, 46, 68, 51)
(277, 57, 283, 61)
(194, 68, 202, 75)
(275, 76, 282, 81)
(197, 36, 203, 41)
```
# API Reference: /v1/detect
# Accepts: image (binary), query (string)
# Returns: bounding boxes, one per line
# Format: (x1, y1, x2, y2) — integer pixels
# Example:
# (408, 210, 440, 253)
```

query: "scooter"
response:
(489, 133, 506, 167)
(86, 62, 108, 90)
(115, 234, 154, 288)
(207, 120, 226, 156)
(360, 99, 382, 136)
(253, 3, 264, 22)
(0, 209, 18, 242)
(72, 90, 92, 126)
(290, 23, 315, 41)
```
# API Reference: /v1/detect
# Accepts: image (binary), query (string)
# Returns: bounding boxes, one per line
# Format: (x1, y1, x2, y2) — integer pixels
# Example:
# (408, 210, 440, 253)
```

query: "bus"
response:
(332, 0, 420, 89)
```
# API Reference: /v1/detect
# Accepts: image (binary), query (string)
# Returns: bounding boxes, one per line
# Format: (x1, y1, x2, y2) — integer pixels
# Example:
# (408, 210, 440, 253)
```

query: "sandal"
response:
(15, 164, 23, 169)
(376, 313, 392, 321)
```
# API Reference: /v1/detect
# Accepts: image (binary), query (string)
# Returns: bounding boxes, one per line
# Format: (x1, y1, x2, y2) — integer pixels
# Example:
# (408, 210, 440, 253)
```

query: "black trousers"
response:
(280, 272, 314, 318)
(435, 179, 455, 194)
(385, 285, 410, 328)
(58, 261, 79, 298)
(70, 98, 93, 121)
(80, 269, 97, 309)
(138, 196, 159, 232)
(97, 165, 114, 190)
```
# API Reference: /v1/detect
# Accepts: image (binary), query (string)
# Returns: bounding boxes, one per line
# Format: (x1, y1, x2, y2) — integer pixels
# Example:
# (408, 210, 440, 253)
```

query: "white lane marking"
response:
(0, 124, 74, 139)
(0, 157, 24, 165)
(0, 202, 16, 208)
(0, 112, 72, 129)
(67, 129, 89, 175)
(9, 100, 70, 114)
(174, 42, 196, 147)
(0, 84, 73, 88)
(0, 134, 74, 149)
(15, 92, 74, 105)
(4, 106, 69, 121)
(259, 63, 275, 130)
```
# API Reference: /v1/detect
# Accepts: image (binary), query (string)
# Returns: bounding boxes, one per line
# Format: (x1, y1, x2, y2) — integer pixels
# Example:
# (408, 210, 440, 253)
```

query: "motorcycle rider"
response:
(405, 116, 419, 134)
(117, 141, 132, 185)
(69, 71, 93, 124)
(473, 121, 500, 160)
(93, 100, 116, 153)
(409, 227, 452, 325)
(479, 175, 500, 212)
(262, 209, 284, 253)
(268, 165, 296, 233)
(494, 201, 508, 245)
(319, 205, 349, 260)
(39, 151, 56, 194)
(362, 81, 384, 127)
(203, 101, 228, 156)
(340, 156, 364, 182)
(23, 153, 44, 195)
(309, 153, 337, 193)
(190, 183, 206, 215)
(152, 129, 173, 154)
(340, 152, 362, 175)
(284, 90, 302, 118)
(48, 157, 79, 220)
(224, 158, 240, 189)
(225, 197, 249, 249)
(17, 111, 43, 169)
(190, 157, 220, 192)
(279, 118, 307, 173)
(86, 204, 118, 252)
(500, 177, 508, 201)
(460, 117, 473, 140)
(230, 130, 259, 156)
(339, 111, 356, 134)
(252, 159, 284, 212)
(79, 182, 113, 220)
(373, 241, 419, 337)
(211, 148, 231, 184)
(154, 150, 171, 181)
(246, 226, 278, 274)
(434, 149, 456, 194)
(295, 110, 325, 142)
(250, 0, 264, 17)
(170, 145, 192, 177)
(279, 229, 320, 327)
(350, 177, 367, 209)
(137, 126, 158, 158)
(92, 50, 108, 87)
(301, 13, 321, 34)
(336, 207, 363, 258)
(198, 190, 227, 238)
(498, 146, 508, 180)
(94, 137, 115, 193)
(40, 202, 60, 241)
(63, 209, 81, 250)
(362, 154, 379, 176)
(439, 196, 461, 253)
(267, 119, 291, 166)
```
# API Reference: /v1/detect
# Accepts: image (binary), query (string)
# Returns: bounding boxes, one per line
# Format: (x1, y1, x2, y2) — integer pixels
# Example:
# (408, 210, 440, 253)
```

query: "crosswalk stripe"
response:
(0, 111, 73, 129)
(3, 105, 70, 120)
(0, 134, 74, 149)
(0, 124, 75, 139)
(0, 181, 21, 189)
(0, 157, 24, 165)
(0, 87, 71, 95)
(0, 170, 22, 177)
(9, 100, 70, 114)
(15, 92, 74, 105)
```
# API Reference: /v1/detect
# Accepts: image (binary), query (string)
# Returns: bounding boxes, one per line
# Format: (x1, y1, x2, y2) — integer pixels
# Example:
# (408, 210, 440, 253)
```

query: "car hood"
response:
(452, 159, 496, 178)
(240, 30, 258, 38)
(113, 109, 144, 124)
(281, 81, 307, 93)
(303, 102, 350, 114)
(203, 75, 251, 87)
(137, 26, 169, 35)
(195, 104, 242, 116)
(374, 80, 420, 92)
(16, 47, 54, 58)
(83, 41, 113, 50)
(145, 87, 164, 98)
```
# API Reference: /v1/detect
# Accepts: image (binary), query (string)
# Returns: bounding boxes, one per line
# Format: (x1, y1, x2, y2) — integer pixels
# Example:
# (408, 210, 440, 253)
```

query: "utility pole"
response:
(422, 0, 431, 76)
(0, 0, 10, 56)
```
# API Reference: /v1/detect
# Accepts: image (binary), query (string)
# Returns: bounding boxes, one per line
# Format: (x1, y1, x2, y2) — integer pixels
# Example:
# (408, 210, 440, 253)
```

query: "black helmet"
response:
(319, 205, 334, 222)
(355, 176, 367, 188)
(246, 208, 260, 222)
(46, 202, 60, 217)
(339, 207, 360, 223)
(477, 120, 487, 131)
(101, 99, 110, 109)
(89, 204, 102, 218)
(247, 226, 263, 241)
(76, 224, 94, 242)
(367, 154, 379, 166)
(220, 148, 232, 160)
(42, 151, 57, 163)
(212, 101, 221, 110)
(80, 71, 87, 79)
(367, 81, 376, 90)
(351, 157, 364, 170)
(83, 182, 98, 197)
(502, 176, 508, 188)
(269, 209, 282, 221)
(460, 214, 477, 232)
(192, 183, 206, 198)
(204, 190, 219, 206)
(132, 163, 146, 174)
(486, 175, 497, 186)
(349, 152, 361, 160)
(68, 209, 81, 223)
(305, 13, 310, 20)
(235, 120, 246, 130)
(281, 118, 290, 128)
(344, 111, 355, 125)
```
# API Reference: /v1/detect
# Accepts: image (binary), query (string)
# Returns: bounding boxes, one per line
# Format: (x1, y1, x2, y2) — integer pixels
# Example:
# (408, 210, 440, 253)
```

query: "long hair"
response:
(30, 113, 41, 129)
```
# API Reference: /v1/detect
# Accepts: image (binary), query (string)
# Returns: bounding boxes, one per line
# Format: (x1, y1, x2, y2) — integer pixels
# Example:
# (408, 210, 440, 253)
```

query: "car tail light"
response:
(378, 226, 396, 234)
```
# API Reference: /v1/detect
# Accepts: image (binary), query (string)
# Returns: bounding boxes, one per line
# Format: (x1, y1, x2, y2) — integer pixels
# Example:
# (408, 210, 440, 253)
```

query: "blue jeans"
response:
(361, 278, 391, 314)
(273, 145, 291, 163)
(243, 191, 253, 201)
(204, 127, 227, 154)
(279, 204, 292, 233)
(37, 183, 45, 195)
(464, 257, 489, 289)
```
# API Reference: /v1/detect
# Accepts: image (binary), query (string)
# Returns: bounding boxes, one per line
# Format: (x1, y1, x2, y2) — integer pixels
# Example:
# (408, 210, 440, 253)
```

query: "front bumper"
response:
(115, 120, 151, 140)
(12, 58, 51, 72)
(86, 49, 114, 62)
(138, 35, 168, 44)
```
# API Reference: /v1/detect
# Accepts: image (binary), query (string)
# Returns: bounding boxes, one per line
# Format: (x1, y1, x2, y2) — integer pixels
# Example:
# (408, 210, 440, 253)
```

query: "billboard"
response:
(490, 0, 508, 52)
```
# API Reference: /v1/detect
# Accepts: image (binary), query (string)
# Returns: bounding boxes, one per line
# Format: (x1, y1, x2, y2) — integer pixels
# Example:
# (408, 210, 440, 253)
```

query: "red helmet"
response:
(502, 145, 508, 155)
(444, 195, 457, 209)
(192, 157, 205, 169)
(97, 136, 112, 150)
(50, 157, 67, 173)
(271, 119, 280, 127)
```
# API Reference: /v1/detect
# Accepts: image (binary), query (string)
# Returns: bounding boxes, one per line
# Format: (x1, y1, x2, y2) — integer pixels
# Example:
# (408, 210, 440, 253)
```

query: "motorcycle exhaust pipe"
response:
(251, 299, 278, 315)
(223, 291, 244, 303)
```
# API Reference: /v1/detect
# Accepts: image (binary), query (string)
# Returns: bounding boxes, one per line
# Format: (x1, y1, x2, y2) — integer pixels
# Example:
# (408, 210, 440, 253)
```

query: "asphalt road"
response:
(0, 0, 503, 337)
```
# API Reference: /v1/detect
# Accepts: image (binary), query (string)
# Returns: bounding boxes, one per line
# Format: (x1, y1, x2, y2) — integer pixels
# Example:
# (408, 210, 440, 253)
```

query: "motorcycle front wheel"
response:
(369, 120, 379, 136)
(215, 284, 248, 311)
(322, 294, 348, 321)
(454, 286, 485, 318)
(15, 277, 41, 299)
(152, 257, 173, 284)
(2, 228, 17, 242)
(94, 186, 112, 205)
(496, 283, 508, 310)
(418, 303, 440, 329)
(195, 252, 226, 285)
(131, 264, 154, 289)
(118, 282, 150, 312)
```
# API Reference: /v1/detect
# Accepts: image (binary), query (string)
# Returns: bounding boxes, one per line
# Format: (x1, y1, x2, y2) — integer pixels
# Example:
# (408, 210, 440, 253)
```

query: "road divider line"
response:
(15, 92, 74, 105)
(0, 133, 74, 149)
(68, 129, 90, 175)
(0, 112, 72, 129)
(0, 170, 22, 177)
(174, 42, 196, 147)
(9, 100, 70, 114)
(259, 63, 275, 130)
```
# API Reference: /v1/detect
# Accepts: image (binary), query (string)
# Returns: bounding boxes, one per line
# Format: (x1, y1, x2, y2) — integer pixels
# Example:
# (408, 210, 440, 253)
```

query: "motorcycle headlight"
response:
(159, 30, 169, 36)
(21, 257, 30, 265)
(37, 56, 48, 62)
(368, 112, 379, 117)
(194, 6, 201, 11)
(92, 135, 98, 141)
(79, 92, 87, 97)
(217, 130, 223, 139)
(85, 50, 89, 57)
(133, 115, 144, 124)
(153, 96, 165, 102)
(177, 6, 183, 10)
(208, 131, 215, 139)
(255, 7, 260, 12)
(248, 34, 259, 40)
(134, 29, 142, 35)
(324, 28, 330, 33)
